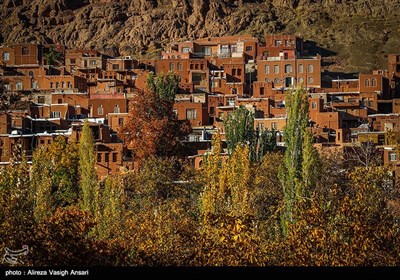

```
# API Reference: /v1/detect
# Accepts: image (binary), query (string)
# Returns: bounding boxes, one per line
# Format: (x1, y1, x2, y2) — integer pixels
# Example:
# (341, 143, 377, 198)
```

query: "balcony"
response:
(218, 51, 231, 58)
(266, 56, 281, 61)
(191, 52, 206, 58)
(330, 100, 360, 108)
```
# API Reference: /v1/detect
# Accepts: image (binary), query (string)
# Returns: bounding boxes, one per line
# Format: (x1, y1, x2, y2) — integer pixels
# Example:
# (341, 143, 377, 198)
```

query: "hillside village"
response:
(1, 34, 400, 179)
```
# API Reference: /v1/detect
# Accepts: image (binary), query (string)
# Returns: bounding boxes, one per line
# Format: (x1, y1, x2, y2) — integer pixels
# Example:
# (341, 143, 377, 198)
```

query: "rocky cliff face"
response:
(1, 0, 400, 72)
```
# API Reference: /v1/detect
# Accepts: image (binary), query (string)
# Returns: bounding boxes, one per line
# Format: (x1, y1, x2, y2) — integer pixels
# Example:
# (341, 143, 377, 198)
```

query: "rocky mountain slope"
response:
(1, 0, 400, 73)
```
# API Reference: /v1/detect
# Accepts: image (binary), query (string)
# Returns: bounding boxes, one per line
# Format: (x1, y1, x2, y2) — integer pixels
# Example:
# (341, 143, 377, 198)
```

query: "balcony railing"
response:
(191, 52, 206, 58)
(192, 80, 207, 86)
(218, 52, 231, 58)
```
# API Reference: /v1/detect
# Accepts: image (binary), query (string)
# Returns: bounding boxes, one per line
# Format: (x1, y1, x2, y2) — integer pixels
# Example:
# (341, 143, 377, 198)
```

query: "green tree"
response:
(97, 175, 126, 239)
(79, 120, 99, 217)
(278, 87, 320, 235)
(224, 105, 276, 162)
(43, 48, 61, 66)
(31, 136, 79, 222)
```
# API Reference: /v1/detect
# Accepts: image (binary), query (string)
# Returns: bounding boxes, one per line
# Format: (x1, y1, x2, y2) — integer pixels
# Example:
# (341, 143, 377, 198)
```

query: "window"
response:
(32, 81, 38, 89)
(389, 151, 397, 161)
(274, 78, 279, 85)
(58, 99, 62, 104)
(274, 65, 279, 74)
(232, 69, 236, 76)
(51, 111, 61, 118)
(169, 62, 175, 71)
(181, 47, 190, 53)
(298, 64, 303, 73)
(98, 105, 103, 115)
(274, 40, 281, 46)
(68, 81, 72, 88)
(114, 105, 120, 113)
(56, 82, 59, 89)
(50, 82, 54, 88)
(4, 83, 9, 90)
(172, 110, 178, 119)
(16, 81, 22, 90)
(368, 101, 374, 107)
(265, 65, 270, 74)
(220, 45, 229, 54)
(97, 153, 102, 163)
(271, 122, 278, 130)
(308, 77, 314, 84)
(260, 87, 265, 95)
(113, 64, 119, 70)
(365, 79, 370, 87)
(284, 40, 289, 46)
(203, 46, 211, 56)
(311, 102, 317, 109)
(298, 77, 304, 84)
(371, 78, 377, 87)
(22, 47, 29, 55)
(227, 97, 235, 106)
(284, 64, 292, 73)
(308, 64, 314, 73)
(105, 153, 109, 163)
(237, 69, 242, 76)
(3, 52, 9, 61)
(38, 96, 45, 103)
(245, 46, 253, 51)
(28, 71, 34, 77)
(70, 58, 76, 64)
(231, 45, 237, 53)
(112, 153, 117, 162)
(361, 98, 367, 107)
(61, 82, 65, 88)
(265, 78, 270, 82)
(186, 109, 197, 120)
(89, 60, 96, 66)
(210, 107, 215, 114)
(118, 118, 124, 125)
(177, 62, 182, 71)
(212, 79, 219, 88)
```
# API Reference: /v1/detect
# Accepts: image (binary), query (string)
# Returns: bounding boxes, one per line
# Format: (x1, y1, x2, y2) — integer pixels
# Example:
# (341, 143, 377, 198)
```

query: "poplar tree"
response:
(97, 175, 125, 239)
(79, 120, 99, 217)
(31, 136, 79, 222)
(224, 105, 276, 162)
(278, 87, 320, 235)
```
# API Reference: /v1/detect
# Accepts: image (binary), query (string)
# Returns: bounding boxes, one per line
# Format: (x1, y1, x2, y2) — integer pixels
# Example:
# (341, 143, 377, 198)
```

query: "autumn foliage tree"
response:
(79, 120, 99, 218)
(118, 72, 190, 161)
(277, 165, 400, 266)
(120, 157, 199, 265)
(0, 146, 34, 255)
(195, 134, 265, 266)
